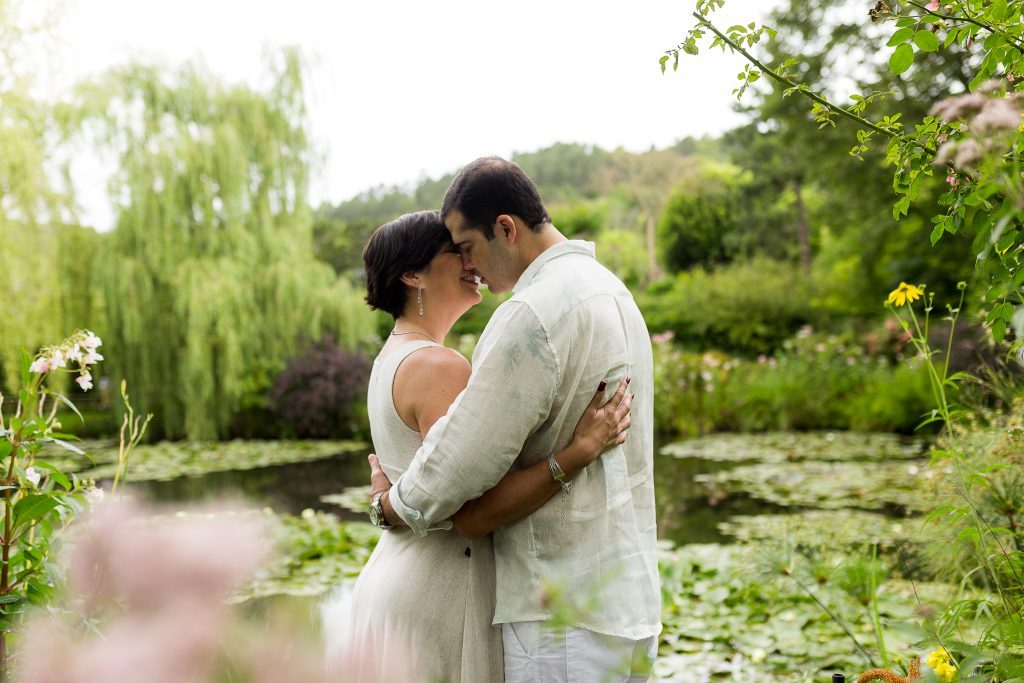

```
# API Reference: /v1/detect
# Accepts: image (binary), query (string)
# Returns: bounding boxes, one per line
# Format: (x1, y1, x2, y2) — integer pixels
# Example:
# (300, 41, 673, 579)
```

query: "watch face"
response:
(369, 500, 382, 527)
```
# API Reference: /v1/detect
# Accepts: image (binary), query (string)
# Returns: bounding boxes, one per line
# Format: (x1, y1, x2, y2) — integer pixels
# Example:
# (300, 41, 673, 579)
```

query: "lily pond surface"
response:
(57, 431, 944, 681)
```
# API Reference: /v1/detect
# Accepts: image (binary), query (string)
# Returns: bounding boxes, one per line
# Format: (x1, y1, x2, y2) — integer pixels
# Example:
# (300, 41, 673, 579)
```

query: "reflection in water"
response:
(131, 444, 780, 547)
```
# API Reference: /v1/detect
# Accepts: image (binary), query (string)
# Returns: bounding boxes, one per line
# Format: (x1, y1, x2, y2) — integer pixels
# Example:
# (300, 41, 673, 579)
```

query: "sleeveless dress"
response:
(337, 340, 503, 682)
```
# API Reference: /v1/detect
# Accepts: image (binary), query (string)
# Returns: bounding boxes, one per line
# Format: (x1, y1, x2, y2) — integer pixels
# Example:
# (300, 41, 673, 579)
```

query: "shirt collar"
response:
(512, 240, 596, 295)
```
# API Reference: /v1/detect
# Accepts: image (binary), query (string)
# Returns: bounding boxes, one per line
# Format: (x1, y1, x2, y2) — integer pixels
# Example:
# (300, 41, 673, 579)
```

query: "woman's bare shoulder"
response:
(393, 346, 471, 394)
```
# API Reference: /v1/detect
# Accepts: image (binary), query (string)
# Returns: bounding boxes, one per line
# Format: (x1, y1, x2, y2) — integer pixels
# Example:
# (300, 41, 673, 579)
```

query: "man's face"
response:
(444, 210, 518, 294)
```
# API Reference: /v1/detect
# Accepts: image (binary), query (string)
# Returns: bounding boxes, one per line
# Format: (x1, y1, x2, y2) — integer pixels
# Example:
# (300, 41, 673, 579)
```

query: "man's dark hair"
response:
(440, 156, 550, 240)
(362, 210, 452, 319)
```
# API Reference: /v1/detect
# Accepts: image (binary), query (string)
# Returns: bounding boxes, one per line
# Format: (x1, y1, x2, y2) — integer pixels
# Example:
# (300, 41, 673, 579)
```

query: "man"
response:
(370, 156, 660, 681)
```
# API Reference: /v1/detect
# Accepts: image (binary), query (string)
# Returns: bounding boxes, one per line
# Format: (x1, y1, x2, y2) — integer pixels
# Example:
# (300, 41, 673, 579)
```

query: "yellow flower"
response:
(887, 281, 925, 307)
(925, 648, 957, 683)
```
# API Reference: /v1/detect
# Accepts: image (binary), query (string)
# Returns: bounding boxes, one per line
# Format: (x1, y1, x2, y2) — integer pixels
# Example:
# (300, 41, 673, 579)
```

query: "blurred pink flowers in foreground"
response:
(16, 498, 405, 683)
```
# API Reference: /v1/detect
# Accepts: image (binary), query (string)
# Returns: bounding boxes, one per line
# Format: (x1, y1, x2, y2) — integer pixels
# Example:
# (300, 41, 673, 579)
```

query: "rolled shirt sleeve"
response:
(389, 301, 559, 536)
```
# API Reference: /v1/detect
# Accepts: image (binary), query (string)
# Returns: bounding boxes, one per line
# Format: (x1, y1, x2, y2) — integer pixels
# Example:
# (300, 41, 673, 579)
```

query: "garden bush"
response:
(641, 257, 826, 356)
(268, 336, 371, 439)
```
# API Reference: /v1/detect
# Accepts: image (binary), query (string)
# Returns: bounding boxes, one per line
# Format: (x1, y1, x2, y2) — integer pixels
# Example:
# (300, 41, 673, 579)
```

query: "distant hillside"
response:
(313, 138, 727, 280)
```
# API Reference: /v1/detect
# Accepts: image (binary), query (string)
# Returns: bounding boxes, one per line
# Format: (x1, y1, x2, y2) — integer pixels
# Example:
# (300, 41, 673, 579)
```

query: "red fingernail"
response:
(598, 380, 607, 392)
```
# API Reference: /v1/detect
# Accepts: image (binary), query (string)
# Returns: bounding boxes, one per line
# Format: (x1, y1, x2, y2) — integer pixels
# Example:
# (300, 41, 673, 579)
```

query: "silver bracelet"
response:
(547, 454, 572, 494)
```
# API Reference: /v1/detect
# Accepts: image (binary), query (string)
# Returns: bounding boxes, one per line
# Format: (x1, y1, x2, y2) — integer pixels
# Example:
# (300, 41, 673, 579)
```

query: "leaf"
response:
(43, 391, 83, 425)
(930, 223, 945, 246)
(888, 44, 914, 75)
(49, 438, 85, 456)
(913, 30, 939, 52)
(993, 318, 1007, 341)
(13, 495, 61, 531)
(886, 28, 914, 46)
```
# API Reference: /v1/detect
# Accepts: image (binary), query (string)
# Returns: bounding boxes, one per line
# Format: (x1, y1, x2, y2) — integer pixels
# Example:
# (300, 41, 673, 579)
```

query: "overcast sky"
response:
(43, 0, 776, 229)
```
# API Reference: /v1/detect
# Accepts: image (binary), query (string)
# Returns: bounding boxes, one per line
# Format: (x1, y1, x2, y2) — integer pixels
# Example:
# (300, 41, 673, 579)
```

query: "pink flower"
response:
(83, 351, 104, 365)
(946, 175, 958, 186)
(76, 373, 94, 391)
(926, 0, 939, 9)
(67, 345, 83, 363)
(29, 358, 51, 373)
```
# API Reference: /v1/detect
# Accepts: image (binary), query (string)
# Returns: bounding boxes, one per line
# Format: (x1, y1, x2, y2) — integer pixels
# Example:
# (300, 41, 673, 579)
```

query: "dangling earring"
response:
(417, 284, 424, 316)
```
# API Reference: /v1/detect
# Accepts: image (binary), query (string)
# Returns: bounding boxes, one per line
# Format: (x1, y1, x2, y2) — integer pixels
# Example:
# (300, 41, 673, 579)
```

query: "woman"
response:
(333, 211, 630, 682)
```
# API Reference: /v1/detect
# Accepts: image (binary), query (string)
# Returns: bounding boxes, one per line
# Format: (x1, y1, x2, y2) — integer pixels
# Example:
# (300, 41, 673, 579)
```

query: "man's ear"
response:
(495, 214, 518, 245)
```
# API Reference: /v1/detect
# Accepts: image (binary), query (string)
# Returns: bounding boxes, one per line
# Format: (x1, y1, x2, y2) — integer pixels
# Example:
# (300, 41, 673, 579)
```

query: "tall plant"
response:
(0, 330, 149, 679)
(61, 51, 376, 440)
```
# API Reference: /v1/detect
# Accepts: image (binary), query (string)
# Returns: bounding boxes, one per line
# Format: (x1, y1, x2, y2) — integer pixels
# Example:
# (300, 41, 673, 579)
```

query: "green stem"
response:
(869, 545, 889, 667)
(788, 573, 877, 667)
(691, 12, 937, 156)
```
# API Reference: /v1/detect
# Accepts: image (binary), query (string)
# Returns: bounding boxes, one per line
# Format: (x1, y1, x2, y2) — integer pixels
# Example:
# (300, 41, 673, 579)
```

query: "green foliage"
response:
(65, 53, 377, 440)
(658, 185, 739, 272)
(651, 326, 936, 436)
(0, 331, 147, 666)
(642, 257, 819, 355)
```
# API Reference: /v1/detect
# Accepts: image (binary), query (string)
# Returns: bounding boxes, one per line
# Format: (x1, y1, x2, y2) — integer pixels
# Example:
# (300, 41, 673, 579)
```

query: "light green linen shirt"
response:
(390, 240, 661, 640)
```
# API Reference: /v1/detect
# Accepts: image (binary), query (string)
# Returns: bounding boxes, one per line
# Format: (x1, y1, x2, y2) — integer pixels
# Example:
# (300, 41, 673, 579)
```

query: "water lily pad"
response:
(320, 485, 371, 513)
(696, 458, 935, 512)
(62, 439, 367, 482)
(662, 432, 927, 464)
(719, 510, 929, 548)
(233, 508, 380, 603)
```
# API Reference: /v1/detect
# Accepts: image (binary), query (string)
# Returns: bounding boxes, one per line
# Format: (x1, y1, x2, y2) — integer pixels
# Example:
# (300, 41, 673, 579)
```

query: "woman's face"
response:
(419, 242, 482, 317)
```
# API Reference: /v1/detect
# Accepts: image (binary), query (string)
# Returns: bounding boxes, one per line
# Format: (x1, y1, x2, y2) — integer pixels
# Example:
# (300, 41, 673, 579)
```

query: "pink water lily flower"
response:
(76, 373, 94, 391)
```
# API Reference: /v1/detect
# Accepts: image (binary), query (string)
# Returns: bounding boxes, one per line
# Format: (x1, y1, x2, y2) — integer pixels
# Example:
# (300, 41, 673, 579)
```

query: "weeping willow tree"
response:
(65, 50, 376, 440)
(0, 0, 71, 391)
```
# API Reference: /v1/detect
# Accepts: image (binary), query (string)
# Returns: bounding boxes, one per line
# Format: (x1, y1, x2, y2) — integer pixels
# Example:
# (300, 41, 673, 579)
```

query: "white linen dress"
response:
(338, 340, 503, 683)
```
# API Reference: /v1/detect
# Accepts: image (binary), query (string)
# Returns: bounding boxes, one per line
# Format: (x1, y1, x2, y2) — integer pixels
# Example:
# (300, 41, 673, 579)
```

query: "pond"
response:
(63, 431, 941, 681)
(120, 440, 788, 546)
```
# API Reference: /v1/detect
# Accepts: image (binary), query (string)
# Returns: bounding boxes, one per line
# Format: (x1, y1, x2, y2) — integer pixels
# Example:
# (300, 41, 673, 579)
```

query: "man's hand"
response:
(368, 453, 392, 500)
(368, 454, 404, 528)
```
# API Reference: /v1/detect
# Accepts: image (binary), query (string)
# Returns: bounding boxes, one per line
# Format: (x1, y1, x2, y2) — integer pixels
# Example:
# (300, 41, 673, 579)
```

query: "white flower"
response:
(84, 486, 105, 504)
(76, 373, 94, 391)
(907, 465, 920, 476)
(25, 467, 40, 488)
(29, 357, 51, 373)
(83, 351, 104, 365)
(81, 332, 102, 350)
(66, 345, 83, 363)
(50, 351, 67, 369)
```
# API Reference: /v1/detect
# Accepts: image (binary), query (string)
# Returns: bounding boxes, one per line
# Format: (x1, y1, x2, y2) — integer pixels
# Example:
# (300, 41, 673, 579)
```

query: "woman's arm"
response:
(451, 377, 631, 539)
(380, 348, 632, 539)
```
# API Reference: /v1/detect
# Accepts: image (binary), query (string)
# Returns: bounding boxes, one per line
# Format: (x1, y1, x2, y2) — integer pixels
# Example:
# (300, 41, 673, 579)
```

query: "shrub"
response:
(657, 186, 738, 272)
(641, 257, 822, 355)
(268, 336, 371, 439)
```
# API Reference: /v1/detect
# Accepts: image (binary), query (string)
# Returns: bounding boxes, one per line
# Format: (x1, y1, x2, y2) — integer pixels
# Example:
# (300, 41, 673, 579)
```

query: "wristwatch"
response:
(369, 491, 393, 529)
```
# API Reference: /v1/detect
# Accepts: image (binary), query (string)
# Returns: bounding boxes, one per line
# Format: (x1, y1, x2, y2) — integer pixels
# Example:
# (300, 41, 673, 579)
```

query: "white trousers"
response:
(502, 621, 657, 683)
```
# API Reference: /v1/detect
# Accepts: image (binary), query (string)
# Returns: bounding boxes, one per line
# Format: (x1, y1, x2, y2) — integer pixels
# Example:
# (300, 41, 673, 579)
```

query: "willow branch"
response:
(693, 12, 938, 156)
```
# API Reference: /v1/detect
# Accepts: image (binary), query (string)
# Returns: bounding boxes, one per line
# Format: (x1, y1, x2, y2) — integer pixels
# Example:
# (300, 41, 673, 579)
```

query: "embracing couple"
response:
(337, 157, 661, 682)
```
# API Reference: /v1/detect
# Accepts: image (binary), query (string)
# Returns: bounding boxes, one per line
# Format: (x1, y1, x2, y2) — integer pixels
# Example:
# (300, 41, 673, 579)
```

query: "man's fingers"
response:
(368, 453, 382, 471)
